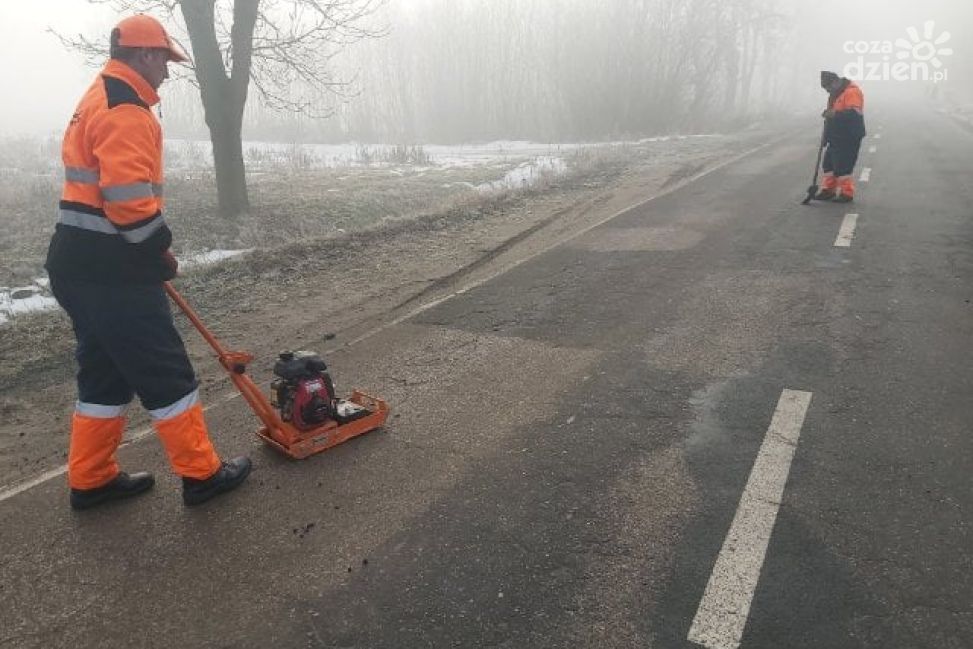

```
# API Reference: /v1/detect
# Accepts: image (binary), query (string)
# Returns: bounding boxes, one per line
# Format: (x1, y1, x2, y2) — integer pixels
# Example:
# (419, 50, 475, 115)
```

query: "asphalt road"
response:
(1, 103, 971, 649)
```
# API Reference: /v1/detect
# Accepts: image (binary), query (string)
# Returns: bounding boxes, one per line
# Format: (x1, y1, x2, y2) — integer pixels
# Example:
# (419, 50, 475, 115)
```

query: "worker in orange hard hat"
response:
(814, 71, 867, 203)
(45, 14, 251, 510)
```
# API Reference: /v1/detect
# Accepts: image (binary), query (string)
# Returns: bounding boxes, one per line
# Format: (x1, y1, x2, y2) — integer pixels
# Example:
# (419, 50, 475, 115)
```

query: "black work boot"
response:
(70, 472, 155, 511)
(813, 188, 837, 201)
(182, 457, 252, 506)
(834, 193, 854, 203)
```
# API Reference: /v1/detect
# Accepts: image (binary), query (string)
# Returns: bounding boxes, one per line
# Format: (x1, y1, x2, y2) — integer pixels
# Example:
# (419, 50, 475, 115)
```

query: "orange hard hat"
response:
(114, 14, 189, 63)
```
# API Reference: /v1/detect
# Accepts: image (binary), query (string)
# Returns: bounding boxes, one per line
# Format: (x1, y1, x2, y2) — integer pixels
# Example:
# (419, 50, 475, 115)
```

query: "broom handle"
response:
(811, 120, 828, 184)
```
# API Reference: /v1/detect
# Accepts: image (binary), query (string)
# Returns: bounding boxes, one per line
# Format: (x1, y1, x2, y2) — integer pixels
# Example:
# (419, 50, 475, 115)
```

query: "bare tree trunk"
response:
(721, 9, 741, 118)
(210, 115, 247, 216)
(180, 0, 258, 216)
(739, 19, 758, 112)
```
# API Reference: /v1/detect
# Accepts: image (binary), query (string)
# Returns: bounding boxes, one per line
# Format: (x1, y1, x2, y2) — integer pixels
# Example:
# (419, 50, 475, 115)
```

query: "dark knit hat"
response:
(821, 71, 840, 88)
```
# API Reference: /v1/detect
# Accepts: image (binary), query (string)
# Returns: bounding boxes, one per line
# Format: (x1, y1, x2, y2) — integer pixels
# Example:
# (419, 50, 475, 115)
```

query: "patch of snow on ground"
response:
(477, 157, 568, 193)
(0, 252, 253, 325)
(179, 249, 254, 270)
(0, 285, 58, 324)
(165, 135, 725, 173)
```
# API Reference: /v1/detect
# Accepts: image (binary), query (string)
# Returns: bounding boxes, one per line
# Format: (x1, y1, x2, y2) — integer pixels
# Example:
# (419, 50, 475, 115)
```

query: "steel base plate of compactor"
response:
(256, 390, 389, 459)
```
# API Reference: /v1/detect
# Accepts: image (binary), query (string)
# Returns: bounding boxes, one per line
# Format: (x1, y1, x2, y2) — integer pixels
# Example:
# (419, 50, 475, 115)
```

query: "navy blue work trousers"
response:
(49, 277, 198, 411)
(822, 136, 864, 177)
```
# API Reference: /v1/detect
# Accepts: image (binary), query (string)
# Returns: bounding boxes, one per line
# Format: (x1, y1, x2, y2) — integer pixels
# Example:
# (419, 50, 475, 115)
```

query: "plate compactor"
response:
(165, 282, 389, 459)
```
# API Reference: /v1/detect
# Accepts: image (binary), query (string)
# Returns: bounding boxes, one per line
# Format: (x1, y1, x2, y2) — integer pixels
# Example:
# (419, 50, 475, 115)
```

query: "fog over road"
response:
(1, 101, 970, 648)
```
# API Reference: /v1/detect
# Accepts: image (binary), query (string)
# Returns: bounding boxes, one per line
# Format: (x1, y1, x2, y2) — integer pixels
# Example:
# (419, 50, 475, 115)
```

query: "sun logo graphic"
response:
(843, 19, 953, 84)
(896, 21, 953, 69)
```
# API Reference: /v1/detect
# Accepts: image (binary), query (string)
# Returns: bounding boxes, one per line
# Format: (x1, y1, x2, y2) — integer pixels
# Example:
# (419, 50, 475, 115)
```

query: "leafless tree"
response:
(327, 0, 791, 142)
(56, 0, 385, 216)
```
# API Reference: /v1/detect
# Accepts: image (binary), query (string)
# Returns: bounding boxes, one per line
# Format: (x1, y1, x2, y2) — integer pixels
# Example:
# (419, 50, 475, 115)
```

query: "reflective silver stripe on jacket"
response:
(58, 208, 166, 243)
(102, 182, 157, 203)
(64, 166, 163, 200)
(148, 389, 199, 421)
(120, 215, 166, 244)
(75, 401, 129, 418)
(64, 166, 100, 184)
(58, 208, 120, 235)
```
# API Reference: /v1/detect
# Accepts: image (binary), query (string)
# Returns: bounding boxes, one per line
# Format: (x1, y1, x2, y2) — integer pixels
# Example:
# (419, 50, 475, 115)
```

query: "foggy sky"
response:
(0, 1, 117, 136)
(0, 0, 968, 139)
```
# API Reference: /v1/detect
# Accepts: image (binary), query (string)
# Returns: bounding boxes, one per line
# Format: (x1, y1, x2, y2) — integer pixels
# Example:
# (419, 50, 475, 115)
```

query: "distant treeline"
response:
(162, 0, 801, 143)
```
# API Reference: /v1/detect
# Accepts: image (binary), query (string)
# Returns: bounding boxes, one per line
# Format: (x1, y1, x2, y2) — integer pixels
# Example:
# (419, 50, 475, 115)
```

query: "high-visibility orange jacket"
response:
(46, 59, 173, 284)
(825, 79, 867, 143)
(832, 81, 864, 114)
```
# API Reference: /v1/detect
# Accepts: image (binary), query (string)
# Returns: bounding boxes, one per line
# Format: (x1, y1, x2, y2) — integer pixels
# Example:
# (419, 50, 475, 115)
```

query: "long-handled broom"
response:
(801, 121, 828, 205)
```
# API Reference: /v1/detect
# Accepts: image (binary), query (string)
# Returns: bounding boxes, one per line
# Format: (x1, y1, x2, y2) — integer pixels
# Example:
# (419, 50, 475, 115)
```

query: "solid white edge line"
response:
(0, 392, 241, 503)
(687, 389, 813, 649)
(0, 132, 795, 505)
(0, 466, 70, 502)
(0, 426, 159, 503)
(834, 213, 859, 248)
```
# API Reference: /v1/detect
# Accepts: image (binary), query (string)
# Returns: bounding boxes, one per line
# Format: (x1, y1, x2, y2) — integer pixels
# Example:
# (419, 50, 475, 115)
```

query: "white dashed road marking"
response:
(860, 168, 871, 183)
(869, 146, 877, 154)
(688, 389, 813, 649)
(834, 213, 859, 248)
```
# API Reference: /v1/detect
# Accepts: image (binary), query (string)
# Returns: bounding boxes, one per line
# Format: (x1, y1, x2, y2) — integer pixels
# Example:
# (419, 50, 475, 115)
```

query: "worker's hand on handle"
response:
(822, 108, 835, 120)
(162, 249, 179, 279)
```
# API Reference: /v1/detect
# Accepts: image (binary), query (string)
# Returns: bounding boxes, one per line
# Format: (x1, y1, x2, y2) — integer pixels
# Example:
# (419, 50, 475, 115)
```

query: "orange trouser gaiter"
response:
(153, 401, 221, 480)
(69, 411, 126, 490)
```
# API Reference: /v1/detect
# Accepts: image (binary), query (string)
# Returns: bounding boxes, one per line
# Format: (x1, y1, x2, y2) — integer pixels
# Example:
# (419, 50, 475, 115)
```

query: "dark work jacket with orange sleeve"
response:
(825, 79, 867, 144)
(46, 59, 174, 284)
